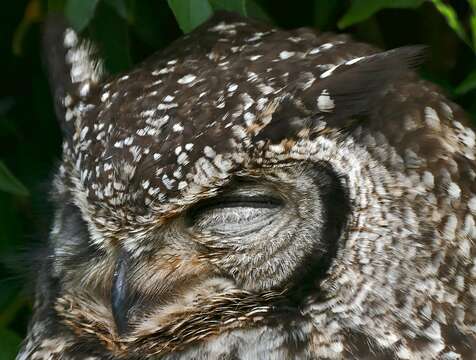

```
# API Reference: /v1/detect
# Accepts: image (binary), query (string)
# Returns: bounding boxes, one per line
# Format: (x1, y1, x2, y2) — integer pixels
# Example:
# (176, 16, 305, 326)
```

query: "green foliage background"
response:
(0, 0, 475, 357)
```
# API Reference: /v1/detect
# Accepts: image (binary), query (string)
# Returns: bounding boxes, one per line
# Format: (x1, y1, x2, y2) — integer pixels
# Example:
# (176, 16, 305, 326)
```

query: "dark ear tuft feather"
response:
(42, 14, 106, 138)
(255, 46, 426, 142)
(309, 45, 427, 123)
(43, 14, 72, 132)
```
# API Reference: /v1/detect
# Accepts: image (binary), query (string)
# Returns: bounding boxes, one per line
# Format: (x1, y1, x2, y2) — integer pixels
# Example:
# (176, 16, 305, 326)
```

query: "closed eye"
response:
(186, 183, 284, 234)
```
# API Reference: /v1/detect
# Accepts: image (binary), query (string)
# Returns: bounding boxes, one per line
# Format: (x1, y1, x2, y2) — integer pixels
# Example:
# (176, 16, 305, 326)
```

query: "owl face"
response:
(51, 162, 341, 343)
(19, 12, 475, 360)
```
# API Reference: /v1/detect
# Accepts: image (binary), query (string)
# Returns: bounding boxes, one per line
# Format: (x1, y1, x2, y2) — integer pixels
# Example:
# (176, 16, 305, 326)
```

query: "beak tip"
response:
(111, 250, 130, 336)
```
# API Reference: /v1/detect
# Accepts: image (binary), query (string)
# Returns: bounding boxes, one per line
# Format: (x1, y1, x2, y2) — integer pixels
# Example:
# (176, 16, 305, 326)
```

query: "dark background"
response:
(0, 0, 475, 358)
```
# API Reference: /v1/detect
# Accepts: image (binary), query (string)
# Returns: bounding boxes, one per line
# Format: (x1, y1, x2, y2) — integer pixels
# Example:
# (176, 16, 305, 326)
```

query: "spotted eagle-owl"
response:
(18, 11, 475, 360)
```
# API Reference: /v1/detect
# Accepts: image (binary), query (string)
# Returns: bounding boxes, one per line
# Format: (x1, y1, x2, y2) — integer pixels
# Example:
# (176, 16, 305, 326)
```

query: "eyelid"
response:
(186, 195, 283, 226)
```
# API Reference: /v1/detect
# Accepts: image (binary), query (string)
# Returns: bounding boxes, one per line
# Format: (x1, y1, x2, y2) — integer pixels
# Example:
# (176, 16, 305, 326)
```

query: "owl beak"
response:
(111, 249, 130, 336)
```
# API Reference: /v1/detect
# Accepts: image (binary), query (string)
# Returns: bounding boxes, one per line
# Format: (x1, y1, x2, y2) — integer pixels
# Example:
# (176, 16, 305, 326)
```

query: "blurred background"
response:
(0, 0, 475, 358)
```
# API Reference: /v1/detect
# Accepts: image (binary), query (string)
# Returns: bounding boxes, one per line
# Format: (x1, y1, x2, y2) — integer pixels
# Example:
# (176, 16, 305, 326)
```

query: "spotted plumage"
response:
(18, 11, 475, 359)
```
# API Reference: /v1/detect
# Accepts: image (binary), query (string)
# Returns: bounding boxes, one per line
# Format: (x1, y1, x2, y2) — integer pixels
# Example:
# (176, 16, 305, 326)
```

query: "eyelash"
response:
(195, 195, 281, 210)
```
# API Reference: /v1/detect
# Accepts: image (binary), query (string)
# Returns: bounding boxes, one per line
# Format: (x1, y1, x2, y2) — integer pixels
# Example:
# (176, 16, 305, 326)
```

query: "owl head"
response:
(19, 11, 475, 359)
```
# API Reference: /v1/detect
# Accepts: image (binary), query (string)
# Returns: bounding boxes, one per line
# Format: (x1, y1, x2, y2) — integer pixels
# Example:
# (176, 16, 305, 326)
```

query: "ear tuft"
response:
(307, 45, 427, 124)
(254, 46, 426, 142)
(43, 14, 106, 137)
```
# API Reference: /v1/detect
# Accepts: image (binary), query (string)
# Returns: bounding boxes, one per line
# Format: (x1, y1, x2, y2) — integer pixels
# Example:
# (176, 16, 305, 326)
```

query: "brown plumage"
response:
(18, 11, 475, 359)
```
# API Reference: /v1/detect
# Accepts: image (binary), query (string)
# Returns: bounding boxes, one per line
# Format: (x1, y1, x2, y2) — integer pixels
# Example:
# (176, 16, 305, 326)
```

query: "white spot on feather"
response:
(244, 112, 256, 125)
(101, 91, 109, 102)
(447, 182, 461, 199)
(227, 83, 238, 92)
(422, 171, 434, 189)
(320, 65, 339, 78)
(79, 82, 90, 97)
(249, 55, 262, 61)
(468, 196, 476, 214)
(204, 146, 216, 158)
(64, 28, 78, 47)
(173, 123, 184, 132)
(142, 180, 150, 189)
(424, 107, 441, 130)
(442, 215, 458, 241)
(309, 42, 334, 55)
(279, 51, 295, 60)
(64, 95, 73, 107)
(317, 89, 334, 112)
(178, 181, 188, 190)
(177, 74, 196, 84)
(346, 57, 364, 65)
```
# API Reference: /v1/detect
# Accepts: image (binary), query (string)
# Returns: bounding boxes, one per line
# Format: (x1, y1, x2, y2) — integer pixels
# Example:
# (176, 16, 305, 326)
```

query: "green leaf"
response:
(88, 1, 132, 74)
(48, 0, 65, 12)
(468, 0, 476, 50)
(0, 161, 29, 197)
(128, 0, 172, 48)
(209, 0, 271, 22)
(0, 281, 21, 312)
(245, 0, 272, 22)
(0, 192, 23, 252)
(430, 0, 470, 47)
(456, 69, 476, 95)
(209, 0, 247, 16)
(105, 0, 130, 21)
(0, 285, 27, 329)
(12, 0, 42, 56)
(65, 0, 99, 32)
(168, 0, 213, 33)
(338, 0, 425, 29)
(314, 0, 342, 30)
(0, 328, 22, 360)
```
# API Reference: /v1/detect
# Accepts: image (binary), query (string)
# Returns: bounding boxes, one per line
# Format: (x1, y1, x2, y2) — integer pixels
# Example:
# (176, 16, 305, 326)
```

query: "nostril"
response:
(111, 249, 130, 336)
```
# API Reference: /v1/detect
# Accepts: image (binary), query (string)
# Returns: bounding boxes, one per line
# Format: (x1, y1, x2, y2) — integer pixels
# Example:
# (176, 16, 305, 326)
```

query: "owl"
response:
(18, 11, 475, 360)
